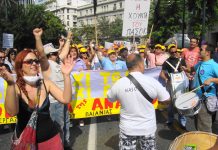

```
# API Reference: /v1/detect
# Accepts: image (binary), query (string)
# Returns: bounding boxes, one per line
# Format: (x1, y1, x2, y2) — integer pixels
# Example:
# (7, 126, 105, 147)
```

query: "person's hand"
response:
(204, 78, 212, 86)
(33, 28, 43, 38)
(0, 66, 14, 85)
(59, 38, 65, 48)
(61, 56, 75, 75)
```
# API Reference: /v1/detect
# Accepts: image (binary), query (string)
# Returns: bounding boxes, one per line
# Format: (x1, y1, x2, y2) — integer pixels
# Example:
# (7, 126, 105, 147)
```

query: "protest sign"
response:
(122, 0, 151, 37)
(2, 33, 14, 48)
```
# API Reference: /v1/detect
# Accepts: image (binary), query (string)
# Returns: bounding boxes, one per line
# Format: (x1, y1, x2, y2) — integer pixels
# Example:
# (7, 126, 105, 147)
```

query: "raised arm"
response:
(47, 57, 75, 104)
(33, 28, 50, 72)
(0, 66, 19, 116)
(59, 31, 73, 61)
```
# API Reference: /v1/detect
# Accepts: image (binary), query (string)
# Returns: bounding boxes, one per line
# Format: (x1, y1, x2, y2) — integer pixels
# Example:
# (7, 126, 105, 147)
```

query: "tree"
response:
(187, 0, 218, 38)
(0, 4, 65, 49)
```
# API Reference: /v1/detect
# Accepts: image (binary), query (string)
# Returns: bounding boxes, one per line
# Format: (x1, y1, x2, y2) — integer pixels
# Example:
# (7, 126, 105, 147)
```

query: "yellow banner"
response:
(0, 68, 165, 123)
(0, 104, 17, 124)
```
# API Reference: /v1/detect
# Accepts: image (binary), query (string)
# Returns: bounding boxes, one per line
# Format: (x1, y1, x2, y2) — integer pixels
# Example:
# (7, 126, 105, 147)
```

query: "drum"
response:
(169, 71, 189, 100)
(174, 92, 201, 116)
(169, 131, 218, 150)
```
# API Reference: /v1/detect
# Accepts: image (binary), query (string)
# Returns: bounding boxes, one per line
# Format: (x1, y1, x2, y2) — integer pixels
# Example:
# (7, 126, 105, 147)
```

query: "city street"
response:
(1, 110, 217, 150)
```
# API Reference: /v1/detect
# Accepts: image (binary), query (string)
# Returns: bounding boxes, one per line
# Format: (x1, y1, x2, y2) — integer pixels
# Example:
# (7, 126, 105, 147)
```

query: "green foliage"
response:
(71, 17, 124, 45)
(149, 0, 218, 45)
(0, 4, 65, 50)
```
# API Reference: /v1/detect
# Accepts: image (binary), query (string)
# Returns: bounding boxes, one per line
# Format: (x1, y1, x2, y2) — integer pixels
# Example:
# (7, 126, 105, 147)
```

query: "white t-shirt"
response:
(48, 60, 64, 103)
(107, 72, 170, 136)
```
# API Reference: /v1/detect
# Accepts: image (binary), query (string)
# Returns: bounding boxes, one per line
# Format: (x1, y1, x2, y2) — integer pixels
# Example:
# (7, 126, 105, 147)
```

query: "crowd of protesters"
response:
(0, 28, 218, 150)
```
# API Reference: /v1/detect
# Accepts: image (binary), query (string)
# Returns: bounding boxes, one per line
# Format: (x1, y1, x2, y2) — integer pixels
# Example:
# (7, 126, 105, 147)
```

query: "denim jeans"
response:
(50, 102, 70, 145)
(167, 101, 187, 127)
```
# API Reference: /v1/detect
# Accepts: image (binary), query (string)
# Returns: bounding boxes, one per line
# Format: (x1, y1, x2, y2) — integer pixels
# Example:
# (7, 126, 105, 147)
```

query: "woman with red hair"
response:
(0, 49, 75, 149)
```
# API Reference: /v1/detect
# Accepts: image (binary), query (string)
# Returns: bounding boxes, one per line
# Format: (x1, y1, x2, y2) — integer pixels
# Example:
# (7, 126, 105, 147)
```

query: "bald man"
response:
(107, 54, 170, 150)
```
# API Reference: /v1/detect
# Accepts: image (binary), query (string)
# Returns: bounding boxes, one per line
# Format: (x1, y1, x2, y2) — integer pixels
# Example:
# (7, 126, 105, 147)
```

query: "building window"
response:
(107, 5, 108, 11)
(90, 9, 92, 14)
(101, 6, 103, 12)
(120, 2, 122, 8)
(67, 15, 69, 19)
(113, 4, 117, 10)
(67, 21, 69, 26)
(67, 9, 69, 13)
(80, 12, 82, 16)
(73, 16, 77, 20)
(104, 6, 106, 11)
(86, 10, 88, 15)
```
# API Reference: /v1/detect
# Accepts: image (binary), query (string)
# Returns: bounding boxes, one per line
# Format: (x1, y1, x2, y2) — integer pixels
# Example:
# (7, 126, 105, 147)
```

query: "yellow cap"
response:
(137, 45, 142, 49)
(108, 49, 116, 55)
(168, 44, 176, 50)
(80, 47, 88, 53)
(139, 49, 145, 53)
(141, 45, 146, 49)
(99, 46, 104, 49)
(71, 44, 77, 48)
(77, 44, 83, 49)
(118, 46, 125, 51)
(155, 44, 163, 49)
(177, 49, 183, 53)
(162, 45, 166, 51)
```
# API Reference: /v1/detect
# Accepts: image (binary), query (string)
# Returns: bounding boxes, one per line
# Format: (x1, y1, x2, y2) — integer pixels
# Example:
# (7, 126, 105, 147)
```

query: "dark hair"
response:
(126, 54, 143, 70)
(7, 49, 17, 63)
(190, 37, 199, 43)
(0, 50, 5, 54)
(205, 44, 215, 55)
(119, 48, 128, 54)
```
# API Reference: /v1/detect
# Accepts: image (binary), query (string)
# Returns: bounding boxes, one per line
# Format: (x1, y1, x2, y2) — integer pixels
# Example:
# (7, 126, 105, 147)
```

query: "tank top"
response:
(16, 81, 59, 143)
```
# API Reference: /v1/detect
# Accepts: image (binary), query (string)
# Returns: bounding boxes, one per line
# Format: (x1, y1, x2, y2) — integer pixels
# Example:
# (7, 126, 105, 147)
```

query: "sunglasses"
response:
(49, 52, 58, 56)
(23, 59, 40, 65)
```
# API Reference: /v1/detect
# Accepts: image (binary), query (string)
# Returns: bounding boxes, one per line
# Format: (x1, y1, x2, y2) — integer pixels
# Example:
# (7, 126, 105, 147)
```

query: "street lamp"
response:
(201, 0, 206, 41)
(182, 0, 185, 48)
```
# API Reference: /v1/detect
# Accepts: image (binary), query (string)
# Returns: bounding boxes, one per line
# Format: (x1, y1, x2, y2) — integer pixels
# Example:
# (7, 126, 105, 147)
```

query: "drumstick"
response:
(188, 85, 204, 93)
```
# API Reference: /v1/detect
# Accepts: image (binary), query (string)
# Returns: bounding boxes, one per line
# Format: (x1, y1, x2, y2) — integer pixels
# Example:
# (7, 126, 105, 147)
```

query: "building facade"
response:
(77, 0, 124, 27)
(18, 0, 35, 5)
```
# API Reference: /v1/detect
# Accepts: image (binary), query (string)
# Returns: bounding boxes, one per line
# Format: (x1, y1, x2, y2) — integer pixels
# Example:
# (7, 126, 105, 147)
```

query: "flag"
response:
(93, 0, 97, 15)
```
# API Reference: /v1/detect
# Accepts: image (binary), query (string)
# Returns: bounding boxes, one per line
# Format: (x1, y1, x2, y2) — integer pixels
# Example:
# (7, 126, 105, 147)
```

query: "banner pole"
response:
(149, 24, 154, 41)
(94, 16, 98, 46)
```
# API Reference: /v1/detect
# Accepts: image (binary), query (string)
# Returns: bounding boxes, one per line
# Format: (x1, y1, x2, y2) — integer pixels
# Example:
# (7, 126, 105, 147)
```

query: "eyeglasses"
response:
(23, 59, 40, 65)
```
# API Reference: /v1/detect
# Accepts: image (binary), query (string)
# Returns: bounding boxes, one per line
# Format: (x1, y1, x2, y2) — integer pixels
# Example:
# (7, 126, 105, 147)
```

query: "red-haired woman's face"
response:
(22, 52, 39, 76)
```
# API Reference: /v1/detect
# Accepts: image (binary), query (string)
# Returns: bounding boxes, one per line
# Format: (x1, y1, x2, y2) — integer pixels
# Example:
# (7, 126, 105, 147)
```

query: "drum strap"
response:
(165, 58, 182, 72)
(127, 74, 153, 103)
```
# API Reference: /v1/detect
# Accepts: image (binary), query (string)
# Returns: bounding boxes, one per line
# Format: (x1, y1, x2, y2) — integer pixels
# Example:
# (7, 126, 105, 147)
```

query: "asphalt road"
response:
(0, 110, 217, 150)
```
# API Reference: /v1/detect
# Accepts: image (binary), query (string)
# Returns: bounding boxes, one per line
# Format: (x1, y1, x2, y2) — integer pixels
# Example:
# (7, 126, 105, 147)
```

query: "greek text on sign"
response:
(122, 0, 151, 37)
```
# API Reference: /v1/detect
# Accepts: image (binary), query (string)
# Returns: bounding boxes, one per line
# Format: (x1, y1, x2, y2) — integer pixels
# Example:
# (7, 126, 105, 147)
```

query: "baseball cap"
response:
(155, 44, 163, 49)
(168, 44, 176, 50)
(43, 43, 59, 55)
(80, 47, 88, 53)
(139, 49, 145, 53)
(77, 44, 83, 49)
(108, 49, 116, 55)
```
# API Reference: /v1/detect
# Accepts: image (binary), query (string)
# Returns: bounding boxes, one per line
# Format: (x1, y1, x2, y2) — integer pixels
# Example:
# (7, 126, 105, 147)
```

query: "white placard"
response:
(2, 33, 14, 48)
(122, 0, 151, 37)
(104, 42, 113, 49)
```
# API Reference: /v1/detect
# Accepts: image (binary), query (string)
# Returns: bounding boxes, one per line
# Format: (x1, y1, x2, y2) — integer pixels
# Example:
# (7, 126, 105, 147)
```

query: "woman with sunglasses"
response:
(79, 41, 95, 70)
(0, 49, 75, 149)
